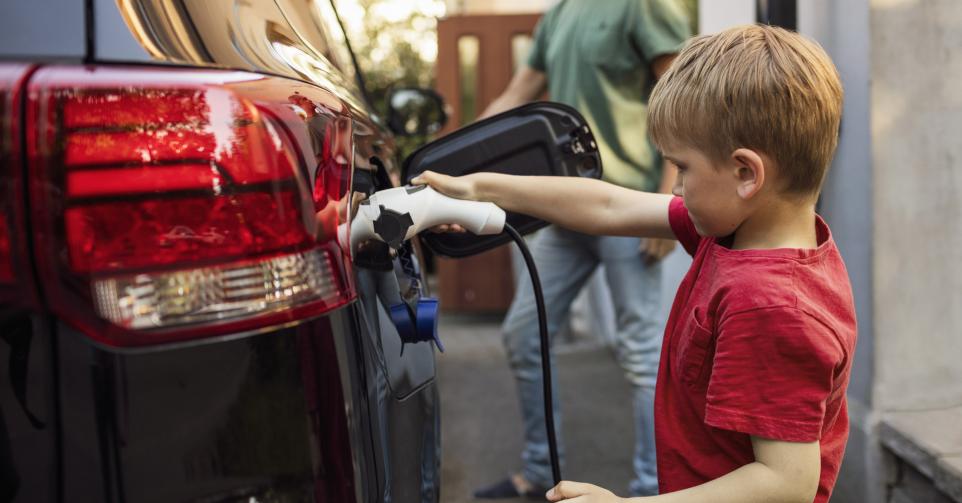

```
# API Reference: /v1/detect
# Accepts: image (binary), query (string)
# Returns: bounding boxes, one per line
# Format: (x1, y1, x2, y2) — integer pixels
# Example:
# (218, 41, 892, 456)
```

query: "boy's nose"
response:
(671, 183, 683, 198)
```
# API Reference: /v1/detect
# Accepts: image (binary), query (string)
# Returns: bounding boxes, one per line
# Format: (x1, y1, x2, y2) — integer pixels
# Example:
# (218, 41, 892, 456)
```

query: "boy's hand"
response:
(546, 481, 624, 502)
(410, 170, 481, 201)
(409, 170, 477, 233)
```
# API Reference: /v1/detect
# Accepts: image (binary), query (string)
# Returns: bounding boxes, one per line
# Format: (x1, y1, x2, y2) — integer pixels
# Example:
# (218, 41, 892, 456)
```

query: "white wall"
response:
(698, 0, 754, 33)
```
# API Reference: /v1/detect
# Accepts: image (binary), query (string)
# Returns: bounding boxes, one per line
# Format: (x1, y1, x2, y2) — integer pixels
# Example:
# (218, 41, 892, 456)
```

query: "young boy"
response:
(413, 24, 855, 503)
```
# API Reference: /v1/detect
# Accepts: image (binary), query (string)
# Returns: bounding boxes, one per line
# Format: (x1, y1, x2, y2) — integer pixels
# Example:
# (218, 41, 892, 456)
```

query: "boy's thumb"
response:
(410, 171, 433, 185)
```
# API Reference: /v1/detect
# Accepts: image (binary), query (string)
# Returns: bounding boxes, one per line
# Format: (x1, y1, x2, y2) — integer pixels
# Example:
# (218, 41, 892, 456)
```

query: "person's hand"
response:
(410, 170, 480, 201)
(546, 481, 624, 502)
(410, 171, 481, 233)
(642, 237, 676, 264)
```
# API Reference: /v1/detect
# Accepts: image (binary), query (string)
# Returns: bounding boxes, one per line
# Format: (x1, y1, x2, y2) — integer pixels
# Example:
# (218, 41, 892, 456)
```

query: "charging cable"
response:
(504, 223, 562, 486)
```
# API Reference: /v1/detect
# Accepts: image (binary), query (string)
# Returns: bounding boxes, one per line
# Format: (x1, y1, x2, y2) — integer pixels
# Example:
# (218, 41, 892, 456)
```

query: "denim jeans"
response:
(502, 226, 663, 496)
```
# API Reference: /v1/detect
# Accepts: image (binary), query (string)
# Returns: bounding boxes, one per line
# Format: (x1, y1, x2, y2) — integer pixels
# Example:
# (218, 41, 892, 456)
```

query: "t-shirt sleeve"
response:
(668, 196, 701, 256)
(526, 7, 558, 72)
(705, 307, 845, 442)
(629, 0, 692, 62)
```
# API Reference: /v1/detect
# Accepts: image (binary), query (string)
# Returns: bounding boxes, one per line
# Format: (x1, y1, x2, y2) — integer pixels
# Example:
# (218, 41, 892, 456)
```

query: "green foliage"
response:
(346, 0, 442, 160)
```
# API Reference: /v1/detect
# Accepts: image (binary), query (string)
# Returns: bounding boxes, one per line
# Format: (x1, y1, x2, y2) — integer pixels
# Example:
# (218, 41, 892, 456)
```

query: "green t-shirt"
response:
(528, 0, 691, 192)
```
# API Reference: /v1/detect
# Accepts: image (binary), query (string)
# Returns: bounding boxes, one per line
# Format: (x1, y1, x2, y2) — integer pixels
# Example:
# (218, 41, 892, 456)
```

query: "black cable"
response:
(503, 224, 562, 486)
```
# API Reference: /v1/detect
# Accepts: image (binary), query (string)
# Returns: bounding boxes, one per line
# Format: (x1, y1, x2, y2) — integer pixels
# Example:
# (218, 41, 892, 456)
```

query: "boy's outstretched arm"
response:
(411, 171, 675, 239)
(546, 437, 820, 503)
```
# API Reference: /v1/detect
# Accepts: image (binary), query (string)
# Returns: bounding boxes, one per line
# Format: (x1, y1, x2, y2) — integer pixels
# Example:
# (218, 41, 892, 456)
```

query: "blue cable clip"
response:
(389, 298, 443, 353)
(388, 242, 443, 353)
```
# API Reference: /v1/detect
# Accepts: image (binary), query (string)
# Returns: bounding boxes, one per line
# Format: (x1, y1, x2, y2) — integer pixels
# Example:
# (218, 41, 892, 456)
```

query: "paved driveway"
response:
(437, 314, 637, 502)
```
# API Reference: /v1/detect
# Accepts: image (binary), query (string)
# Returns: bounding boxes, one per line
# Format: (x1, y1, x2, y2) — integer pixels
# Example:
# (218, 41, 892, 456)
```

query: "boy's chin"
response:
(691, 219, 727, 239)
(689, 214, 711, 237)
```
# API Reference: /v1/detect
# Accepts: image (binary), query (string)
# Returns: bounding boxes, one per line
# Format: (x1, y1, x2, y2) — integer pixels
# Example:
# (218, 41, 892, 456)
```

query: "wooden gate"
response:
(434, 13, 541, 312)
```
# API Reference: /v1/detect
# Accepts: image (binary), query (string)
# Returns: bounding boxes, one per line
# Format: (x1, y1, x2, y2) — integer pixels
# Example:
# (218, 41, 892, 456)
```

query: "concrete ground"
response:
(437, 314, 637, 503)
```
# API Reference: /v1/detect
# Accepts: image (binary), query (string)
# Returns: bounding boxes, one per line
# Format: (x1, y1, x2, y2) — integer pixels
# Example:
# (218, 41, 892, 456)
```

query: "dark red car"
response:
(0, 1, 450, 501)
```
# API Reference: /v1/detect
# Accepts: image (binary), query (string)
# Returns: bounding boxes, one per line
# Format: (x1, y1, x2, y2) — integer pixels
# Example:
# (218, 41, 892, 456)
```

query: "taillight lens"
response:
(26, 66, 355, 347)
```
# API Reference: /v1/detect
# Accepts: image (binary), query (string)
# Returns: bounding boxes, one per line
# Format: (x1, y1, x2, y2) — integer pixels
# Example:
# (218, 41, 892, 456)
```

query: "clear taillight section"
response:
(26, 66, 355, 347)
(93, 248, 338, 329)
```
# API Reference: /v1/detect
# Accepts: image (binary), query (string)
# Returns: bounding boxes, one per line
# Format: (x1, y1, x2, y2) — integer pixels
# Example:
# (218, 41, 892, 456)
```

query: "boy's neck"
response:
(731, 199, 818, 250)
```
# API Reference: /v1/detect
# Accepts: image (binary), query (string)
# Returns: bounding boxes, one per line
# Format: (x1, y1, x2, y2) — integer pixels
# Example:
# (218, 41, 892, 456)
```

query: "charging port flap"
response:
(400, 101, 602, 258)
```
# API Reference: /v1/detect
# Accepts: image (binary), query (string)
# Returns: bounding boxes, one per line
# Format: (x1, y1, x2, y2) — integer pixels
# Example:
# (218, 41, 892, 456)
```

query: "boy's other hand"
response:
(546, 481, 624, 502)
(410, 170, 480, 201)
(642, 237, 677, 264)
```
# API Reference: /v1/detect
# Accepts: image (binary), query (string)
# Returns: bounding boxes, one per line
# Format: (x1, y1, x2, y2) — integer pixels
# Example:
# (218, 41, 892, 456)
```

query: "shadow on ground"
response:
(438, 314, 636, 503)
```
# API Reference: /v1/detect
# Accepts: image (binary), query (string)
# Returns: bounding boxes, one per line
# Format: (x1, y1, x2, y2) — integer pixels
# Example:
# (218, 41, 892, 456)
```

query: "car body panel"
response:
(0, 314, 58, 503)
(53, 305, 439, 503)
(104, 0, 369, 121)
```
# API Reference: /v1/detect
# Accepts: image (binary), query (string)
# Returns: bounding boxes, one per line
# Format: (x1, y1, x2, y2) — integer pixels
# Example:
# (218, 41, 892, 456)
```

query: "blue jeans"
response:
(502, 226, 663, 496)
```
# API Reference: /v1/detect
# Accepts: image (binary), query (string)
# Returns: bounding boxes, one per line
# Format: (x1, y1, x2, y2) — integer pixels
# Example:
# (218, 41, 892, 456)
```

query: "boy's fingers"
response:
(410, 170, 440, 185)
(548, 497, 587, 503)
(546, 481, 596, 501)
(428, 223, 466, 234)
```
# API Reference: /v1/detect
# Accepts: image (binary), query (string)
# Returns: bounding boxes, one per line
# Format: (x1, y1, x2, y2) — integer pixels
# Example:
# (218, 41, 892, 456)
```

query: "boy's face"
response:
(665, 146, 749, 238)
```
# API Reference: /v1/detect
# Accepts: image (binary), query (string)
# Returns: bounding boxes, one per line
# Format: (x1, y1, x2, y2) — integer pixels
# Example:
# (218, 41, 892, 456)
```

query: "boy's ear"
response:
(730, 148, 765, 200)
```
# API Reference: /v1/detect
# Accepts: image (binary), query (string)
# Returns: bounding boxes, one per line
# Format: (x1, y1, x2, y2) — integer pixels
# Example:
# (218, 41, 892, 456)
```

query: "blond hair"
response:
(649, 24, 843, 196)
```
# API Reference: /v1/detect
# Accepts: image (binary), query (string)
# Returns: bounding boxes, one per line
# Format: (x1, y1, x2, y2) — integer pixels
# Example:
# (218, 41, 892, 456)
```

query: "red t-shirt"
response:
(656, 197, 857, 502)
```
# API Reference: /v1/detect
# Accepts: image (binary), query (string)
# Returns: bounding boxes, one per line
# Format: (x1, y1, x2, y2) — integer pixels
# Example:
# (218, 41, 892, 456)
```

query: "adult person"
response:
(470, 1, 691, 499)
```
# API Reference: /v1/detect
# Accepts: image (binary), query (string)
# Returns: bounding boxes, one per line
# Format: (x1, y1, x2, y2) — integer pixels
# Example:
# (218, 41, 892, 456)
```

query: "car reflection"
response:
(287, 93, 354, 246)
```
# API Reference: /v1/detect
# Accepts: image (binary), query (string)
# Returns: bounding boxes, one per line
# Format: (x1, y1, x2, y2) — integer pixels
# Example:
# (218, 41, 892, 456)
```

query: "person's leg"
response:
(500, 226, 597, 491)
(629, 383, 658, 495)
(598, 236, 664, 496)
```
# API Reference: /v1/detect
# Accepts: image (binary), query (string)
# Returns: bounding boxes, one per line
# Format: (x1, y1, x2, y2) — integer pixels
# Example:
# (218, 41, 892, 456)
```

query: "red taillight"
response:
(64, 191, 310, 273)
(26, 66, 356, 347)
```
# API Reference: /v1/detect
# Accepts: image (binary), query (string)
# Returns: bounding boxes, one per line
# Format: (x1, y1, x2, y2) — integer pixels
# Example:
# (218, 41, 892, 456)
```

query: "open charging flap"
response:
(401, 101, 603, 258)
